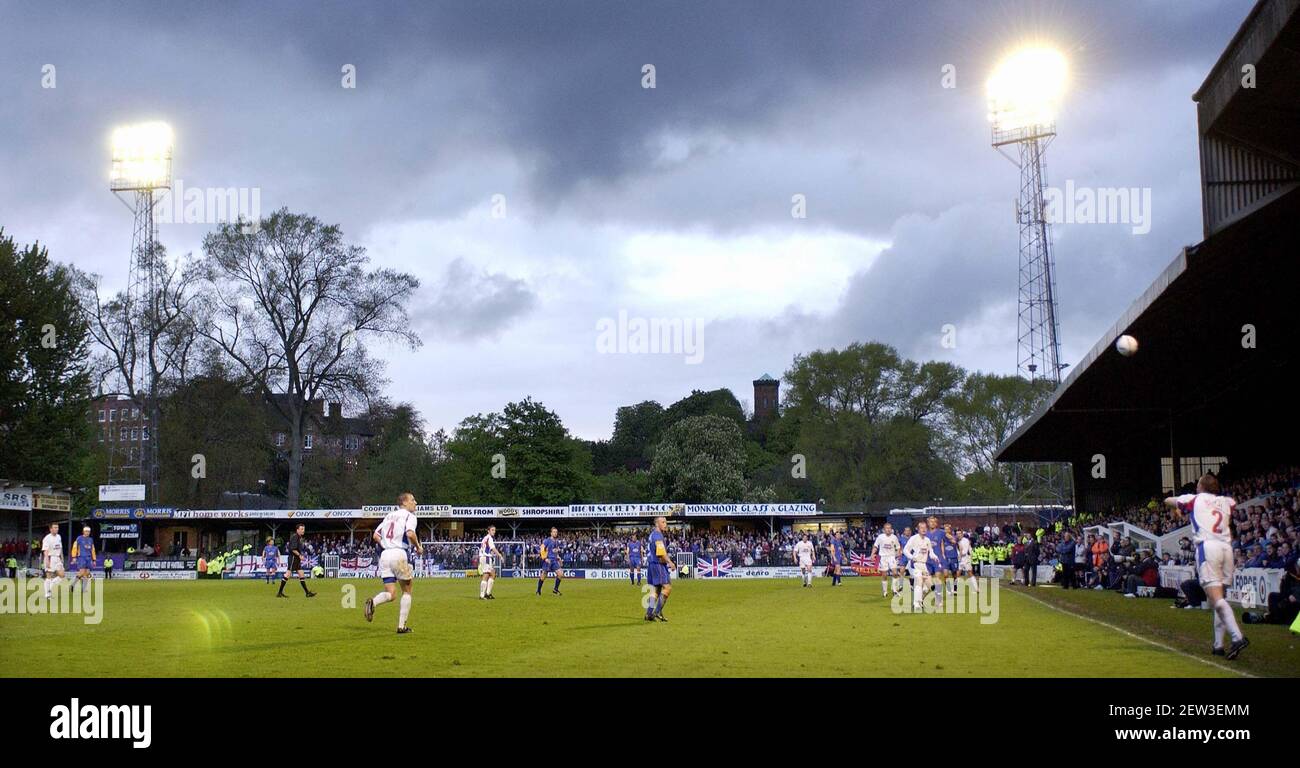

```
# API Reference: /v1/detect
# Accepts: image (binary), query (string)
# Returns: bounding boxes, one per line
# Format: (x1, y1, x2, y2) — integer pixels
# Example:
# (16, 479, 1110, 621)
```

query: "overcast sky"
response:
(0, 0, 1254, 439)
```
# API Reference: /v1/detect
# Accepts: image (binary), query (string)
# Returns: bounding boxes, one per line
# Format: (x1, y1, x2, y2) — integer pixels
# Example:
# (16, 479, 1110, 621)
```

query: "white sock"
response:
(1212, 610, 1225, 649)
(968, 576, 979, 593)
(486, 578, 494, 596)
(398, 593, 412, 629)
(44, 578, 52, 596)
(1212, 599, 1242, 643)
(372, 591, 392, 607)
(480, 580, 487, 598)
(881, 579, 888, 596)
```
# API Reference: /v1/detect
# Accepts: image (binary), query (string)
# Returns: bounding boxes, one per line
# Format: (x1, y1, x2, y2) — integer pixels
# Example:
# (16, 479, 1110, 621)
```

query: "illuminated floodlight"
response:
(110, 121, 174, 191)
(986, 46, 1068, 137)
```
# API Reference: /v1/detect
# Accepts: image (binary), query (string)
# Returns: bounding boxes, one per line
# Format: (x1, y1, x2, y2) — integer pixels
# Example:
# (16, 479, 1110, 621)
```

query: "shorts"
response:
(944, 560, 958, 574)
(539, 558, 560, 575)
(378, 548, 413, 583)
(628, 557, 642, 568)
(74, 557, 93, 571)
(1196, 540, 1234, 589)
(926, 561, 938, 575)
(798, 557, 813, 571)
(45, 556, 64, 573)
(911, 562, 932, 582)
(288, 554, 303, 573)
(957, 557, 972, 573)
(647, 562, 672, 586)
(478, 556, 495, 576)
(879, 555, 898, 573)
(264, 559, 279, 572)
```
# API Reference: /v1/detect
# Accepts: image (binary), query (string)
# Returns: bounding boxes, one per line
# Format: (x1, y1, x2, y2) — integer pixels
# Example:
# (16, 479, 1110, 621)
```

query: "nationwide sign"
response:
(99, 484, 146, 502)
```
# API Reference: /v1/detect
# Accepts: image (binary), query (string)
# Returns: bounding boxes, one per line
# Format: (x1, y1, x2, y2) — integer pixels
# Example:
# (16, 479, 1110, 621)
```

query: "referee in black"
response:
(277, 523, 317, 598)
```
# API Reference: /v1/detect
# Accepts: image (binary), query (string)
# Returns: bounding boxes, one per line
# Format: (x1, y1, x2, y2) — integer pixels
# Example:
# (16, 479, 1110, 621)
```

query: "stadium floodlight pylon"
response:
(109, 122, 174, 505)
(987, 47, 1071, 508)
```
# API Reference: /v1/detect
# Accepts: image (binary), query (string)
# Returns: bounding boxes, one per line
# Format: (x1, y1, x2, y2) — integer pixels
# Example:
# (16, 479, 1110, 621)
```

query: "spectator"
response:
(1023, 536, 1040, 587)
(1056, 532, 1075, 589)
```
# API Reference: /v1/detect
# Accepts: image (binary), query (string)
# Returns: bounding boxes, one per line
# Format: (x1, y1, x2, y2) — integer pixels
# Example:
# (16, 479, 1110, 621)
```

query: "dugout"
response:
(998, 0, 1300, 513)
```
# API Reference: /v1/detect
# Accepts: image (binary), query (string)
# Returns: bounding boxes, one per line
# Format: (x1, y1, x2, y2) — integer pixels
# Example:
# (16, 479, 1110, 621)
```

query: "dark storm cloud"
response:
(0, 0, 1252, 237)
(0, 0, 1259, 437)
(412, 257, 537, 342)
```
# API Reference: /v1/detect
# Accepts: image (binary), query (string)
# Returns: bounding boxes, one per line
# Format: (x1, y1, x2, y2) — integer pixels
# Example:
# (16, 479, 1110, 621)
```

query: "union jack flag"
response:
(851, 551, 878, 569)
(697, 557, 733, 577)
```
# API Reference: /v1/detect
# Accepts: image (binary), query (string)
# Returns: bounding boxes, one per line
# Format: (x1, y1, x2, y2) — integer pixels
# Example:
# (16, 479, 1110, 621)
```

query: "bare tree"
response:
(76, 249, 201, 396)
(75, 245, 201, 501)
(195, 209, 421, 508)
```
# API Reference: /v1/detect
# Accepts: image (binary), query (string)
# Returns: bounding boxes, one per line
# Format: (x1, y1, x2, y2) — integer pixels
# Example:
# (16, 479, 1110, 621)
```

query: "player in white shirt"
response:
(478, 524, 504, 600)
(1164, 473, 1248, 659)
(872, 523, 902, 597)
(955, 529, 978, 594)
(41, 522, 65, 599)
(363, 492, 424, 634)
(793, 533, 816, 587)
(903, 521, 942, 610)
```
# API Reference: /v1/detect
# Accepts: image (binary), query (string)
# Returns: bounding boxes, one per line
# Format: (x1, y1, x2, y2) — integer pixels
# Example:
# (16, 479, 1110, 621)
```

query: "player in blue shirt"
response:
(71, 526, 96, 593)
(627, 537, 643, 586)
(828, 531, 846, 586)
(536, 526, 563, 596)
(262, 538, 280, 584)
(645, 516, 675, 622)
(940, 524, 960, 600)
(926, 517, 954, 605)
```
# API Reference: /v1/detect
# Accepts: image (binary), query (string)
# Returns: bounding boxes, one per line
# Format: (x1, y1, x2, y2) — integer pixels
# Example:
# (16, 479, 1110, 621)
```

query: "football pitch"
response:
(1, 578, 1295, 677)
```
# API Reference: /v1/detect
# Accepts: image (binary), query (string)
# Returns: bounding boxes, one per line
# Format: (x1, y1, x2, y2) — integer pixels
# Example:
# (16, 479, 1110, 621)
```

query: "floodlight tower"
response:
(987, 48, 1069, 506)
(109, 122, 174, 505)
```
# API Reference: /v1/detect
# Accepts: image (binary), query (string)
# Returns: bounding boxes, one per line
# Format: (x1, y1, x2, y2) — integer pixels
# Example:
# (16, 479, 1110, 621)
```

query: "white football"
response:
(1115, 334, 1139, 357)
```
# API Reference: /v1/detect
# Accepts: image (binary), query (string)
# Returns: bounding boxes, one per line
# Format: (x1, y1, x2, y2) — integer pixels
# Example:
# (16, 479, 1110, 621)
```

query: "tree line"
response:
(0, 215, 1054, 514)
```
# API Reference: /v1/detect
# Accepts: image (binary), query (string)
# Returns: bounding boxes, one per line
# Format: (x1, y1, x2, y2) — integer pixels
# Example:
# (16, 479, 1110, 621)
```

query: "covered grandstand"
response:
(998, 0, 1300, 513)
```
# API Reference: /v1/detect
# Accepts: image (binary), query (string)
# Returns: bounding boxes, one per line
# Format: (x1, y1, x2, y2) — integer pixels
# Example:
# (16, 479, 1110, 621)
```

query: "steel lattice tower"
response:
(109, 125, 172, 506)
(993, 121, 1069, 506)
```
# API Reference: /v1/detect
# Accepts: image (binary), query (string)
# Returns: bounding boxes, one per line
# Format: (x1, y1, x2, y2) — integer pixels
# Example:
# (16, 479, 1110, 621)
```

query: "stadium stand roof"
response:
(997, 0, 1300, 512)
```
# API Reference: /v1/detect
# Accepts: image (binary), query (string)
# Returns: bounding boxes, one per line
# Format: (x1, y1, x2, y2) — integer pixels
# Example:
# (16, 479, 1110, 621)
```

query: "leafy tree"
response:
(662, 389, 745, 432)
(435, 413, 509, 505)
(649, 414, 746, 502)
(588, 468, 654, 502)
(603, 400, 665, 471)
(943, 373, 1052, 477)
(354, 401, 438, 504)
(779, 342, 959, 506)
(499, 398, 588, 505)
(157, 372, 270, 508)
(0, 231, 93, 484)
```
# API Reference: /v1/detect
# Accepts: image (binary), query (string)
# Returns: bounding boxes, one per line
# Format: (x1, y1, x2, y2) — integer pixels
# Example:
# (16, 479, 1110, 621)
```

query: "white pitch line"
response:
(1009, 587, 1255, 678)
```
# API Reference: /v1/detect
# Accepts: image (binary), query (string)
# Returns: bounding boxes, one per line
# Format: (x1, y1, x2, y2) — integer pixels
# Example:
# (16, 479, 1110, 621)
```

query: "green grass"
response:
(0, 577, 1294, 677)
(1008, 584, 1299, 679)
